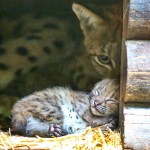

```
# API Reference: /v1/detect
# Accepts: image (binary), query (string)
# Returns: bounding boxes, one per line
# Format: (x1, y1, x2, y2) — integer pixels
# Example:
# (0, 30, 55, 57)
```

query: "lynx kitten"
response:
(12, 79, 119, 137)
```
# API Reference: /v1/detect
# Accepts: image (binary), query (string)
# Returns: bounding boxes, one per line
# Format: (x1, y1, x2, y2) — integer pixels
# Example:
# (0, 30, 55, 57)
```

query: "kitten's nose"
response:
(94, 100, 98, 106)
(94, 100, 102, 106)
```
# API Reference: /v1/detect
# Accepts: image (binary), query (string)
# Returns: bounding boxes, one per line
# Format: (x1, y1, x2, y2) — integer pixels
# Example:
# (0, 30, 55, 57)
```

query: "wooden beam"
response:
(123, 103, 150, 150)
(123, 0, 150, 39)
(122, 40, 150, 102)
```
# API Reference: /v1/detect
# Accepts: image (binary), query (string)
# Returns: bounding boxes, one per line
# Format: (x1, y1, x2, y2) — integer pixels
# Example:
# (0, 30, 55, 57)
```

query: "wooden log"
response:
(122, 40, 150, 102)
(121, 0, 127, 102)
(123, 0, 150, 39)
(123, 103, 150, 150)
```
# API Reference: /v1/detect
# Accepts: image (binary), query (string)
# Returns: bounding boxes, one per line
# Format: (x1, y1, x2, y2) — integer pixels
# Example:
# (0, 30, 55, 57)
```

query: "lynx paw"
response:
(107, 118, 118, 129)
(100, 118, 118, 131)
(48, 124, 62, 137)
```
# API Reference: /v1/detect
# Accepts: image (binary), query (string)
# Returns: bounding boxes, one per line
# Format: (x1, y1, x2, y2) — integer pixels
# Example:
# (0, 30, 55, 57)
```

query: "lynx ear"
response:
(72, 3, 105, 35)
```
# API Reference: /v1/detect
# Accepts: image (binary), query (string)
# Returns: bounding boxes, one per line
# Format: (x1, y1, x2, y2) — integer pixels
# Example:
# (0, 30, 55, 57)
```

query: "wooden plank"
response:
(123, 40, 150, 102)
(123, 103, 150, 150)
(121, 0, 128, 103)
(122, 0, 129, 39)
(120, 41, 127, 104)
(123, 0, 150, 39)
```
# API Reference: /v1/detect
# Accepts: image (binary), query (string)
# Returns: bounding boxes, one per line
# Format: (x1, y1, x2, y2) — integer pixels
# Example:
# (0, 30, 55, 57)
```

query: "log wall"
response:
(121, 0, 150, 149)
(125, 40, 150, 102)
(123, 103, 150, 150)
(124, 0, 150, 39)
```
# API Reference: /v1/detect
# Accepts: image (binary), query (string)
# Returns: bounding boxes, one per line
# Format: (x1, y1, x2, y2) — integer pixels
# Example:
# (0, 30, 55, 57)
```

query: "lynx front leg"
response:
(26, 116, 62, 137)
(100, 117, 118, 131)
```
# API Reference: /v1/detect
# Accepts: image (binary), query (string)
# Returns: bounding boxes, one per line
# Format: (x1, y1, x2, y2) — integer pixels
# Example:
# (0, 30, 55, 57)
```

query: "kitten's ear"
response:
(72, 3, 106, 35)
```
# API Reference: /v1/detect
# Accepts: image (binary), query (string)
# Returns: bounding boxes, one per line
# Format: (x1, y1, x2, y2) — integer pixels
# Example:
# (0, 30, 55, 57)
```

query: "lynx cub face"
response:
(90, 79, 119, 116)
(72, 3, 122, 78)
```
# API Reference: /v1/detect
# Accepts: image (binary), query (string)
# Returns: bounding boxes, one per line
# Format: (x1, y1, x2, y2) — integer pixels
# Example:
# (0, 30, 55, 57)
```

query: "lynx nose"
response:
(94, 100, 102, 106)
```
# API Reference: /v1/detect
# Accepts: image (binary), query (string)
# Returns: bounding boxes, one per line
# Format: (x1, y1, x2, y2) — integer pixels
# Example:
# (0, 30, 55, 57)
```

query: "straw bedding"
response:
(0, 127, 122, 150)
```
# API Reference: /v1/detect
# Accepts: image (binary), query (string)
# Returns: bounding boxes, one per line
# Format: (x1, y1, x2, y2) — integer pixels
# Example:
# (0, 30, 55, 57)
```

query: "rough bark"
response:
(125, 40, 150, 102)
(124, 0, 150, 39)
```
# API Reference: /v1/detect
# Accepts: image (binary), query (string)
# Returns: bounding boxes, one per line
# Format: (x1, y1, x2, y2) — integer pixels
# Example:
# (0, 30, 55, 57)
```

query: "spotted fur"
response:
(0, 14, 100, 91)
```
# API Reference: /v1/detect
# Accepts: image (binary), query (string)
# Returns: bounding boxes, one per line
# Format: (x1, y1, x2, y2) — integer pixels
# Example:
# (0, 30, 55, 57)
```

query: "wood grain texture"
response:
(123, 103, 150, 150)
(124, 0, 150, 39)
(121, 1, 150, 149)
(124, 40, 150, 102)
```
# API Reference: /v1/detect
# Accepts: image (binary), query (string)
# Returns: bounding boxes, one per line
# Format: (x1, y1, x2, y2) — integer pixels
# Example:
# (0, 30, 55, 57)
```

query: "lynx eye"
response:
(97, 55, 110, 64)
(93, 90, 99, 96)
(106, 99, 117, 104)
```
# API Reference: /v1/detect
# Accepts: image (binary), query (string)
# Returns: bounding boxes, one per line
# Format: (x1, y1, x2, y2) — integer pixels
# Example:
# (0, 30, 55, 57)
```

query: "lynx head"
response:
(90, 79, 119, 116)
(72, 3, 122, 78)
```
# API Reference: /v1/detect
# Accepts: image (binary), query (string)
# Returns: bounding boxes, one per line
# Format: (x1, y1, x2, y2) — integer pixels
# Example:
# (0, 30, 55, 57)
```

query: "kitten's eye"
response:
(106, 99, 117, 104)
(97, 55, 110, 64)
(93, 90, 99, 96)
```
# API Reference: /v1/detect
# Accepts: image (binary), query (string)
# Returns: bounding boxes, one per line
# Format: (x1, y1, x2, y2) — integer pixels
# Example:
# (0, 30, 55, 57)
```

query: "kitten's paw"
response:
(100, 118, 118, 131)
(107, 118, 118, 130)
(48, 124, 62, 137)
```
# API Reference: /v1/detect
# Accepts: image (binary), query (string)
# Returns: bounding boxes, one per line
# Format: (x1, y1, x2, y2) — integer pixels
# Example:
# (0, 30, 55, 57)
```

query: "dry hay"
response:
(0, 127, 122, 150)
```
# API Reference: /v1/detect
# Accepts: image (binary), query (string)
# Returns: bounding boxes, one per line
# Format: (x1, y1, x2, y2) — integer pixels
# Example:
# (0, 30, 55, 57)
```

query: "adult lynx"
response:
(72, 3, 122, 78)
